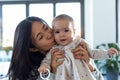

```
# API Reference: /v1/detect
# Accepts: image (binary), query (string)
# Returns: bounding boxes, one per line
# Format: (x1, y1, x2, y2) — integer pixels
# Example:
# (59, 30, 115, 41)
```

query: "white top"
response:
(41, 36, 111, 80)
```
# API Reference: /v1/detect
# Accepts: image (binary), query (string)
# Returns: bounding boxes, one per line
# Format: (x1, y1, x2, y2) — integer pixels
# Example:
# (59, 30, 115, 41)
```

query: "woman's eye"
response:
(38, 35, 43, 40)
(54, 31, 60, 34)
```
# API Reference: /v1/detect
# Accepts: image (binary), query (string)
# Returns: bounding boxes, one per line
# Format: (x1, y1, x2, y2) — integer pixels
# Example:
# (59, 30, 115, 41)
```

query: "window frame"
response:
(0, 0, 84, 48)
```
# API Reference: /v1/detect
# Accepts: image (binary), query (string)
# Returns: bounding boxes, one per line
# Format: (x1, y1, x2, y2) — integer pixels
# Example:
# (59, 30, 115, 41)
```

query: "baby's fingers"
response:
(108, 48, 118, 55)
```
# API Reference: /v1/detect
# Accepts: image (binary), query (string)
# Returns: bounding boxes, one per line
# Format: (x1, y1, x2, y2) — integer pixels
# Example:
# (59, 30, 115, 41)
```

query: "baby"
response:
(38, 14, 118, 80)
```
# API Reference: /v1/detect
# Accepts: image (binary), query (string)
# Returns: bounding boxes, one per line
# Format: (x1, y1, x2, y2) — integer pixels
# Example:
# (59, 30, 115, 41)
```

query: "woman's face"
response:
(31, 21, 55, 54)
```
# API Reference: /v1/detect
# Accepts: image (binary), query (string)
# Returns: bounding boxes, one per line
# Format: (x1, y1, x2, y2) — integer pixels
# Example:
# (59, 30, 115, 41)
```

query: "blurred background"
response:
(0, 0, 120, 80)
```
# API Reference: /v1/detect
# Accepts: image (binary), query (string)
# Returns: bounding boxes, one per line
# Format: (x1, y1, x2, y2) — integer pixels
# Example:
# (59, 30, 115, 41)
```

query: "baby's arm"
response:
(89, 48, 118, 60)
(79, 39, 118, 59)
(38, 63, 50, 73)
(38, 52, 51, 73)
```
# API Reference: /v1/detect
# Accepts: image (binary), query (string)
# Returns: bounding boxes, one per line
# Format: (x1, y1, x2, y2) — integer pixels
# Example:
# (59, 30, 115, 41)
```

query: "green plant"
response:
(2, 46, 13, 55)
(95, 43, 120, 73)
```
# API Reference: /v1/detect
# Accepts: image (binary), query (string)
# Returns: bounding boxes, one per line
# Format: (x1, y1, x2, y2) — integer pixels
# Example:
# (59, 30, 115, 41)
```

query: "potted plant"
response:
(2, 46, 13, 55)
(95, 43, 120, 80)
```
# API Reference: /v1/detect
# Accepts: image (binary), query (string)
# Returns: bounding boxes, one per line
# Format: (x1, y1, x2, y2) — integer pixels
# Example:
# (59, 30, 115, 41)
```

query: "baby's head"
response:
(52, 14, 76, 46)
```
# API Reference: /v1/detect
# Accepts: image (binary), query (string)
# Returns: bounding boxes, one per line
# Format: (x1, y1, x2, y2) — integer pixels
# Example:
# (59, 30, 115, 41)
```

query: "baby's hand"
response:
(108, 48, 118, 55)
(38, 66, 48, 73)
(38, 67, 50, 79)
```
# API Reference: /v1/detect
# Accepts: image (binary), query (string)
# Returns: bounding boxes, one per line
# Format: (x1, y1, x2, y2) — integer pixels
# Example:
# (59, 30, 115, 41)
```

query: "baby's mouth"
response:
(60, 39, 67, 42)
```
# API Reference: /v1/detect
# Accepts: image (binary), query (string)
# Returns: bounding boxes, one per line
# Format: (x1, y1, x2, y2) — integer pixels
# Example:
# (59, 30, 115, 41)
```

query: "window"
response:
(117, 0, 120, 44)
(29, 4, 53, 26)
(0, 2, 82, 78)
(2, 4, 26, 47)
(0, 4, 26, 77)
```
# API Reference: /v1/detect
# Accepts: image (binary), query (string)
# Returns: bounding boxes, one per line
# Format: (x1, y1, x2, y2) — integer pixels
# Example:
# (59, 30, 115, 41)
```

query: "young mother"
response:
(7, 16, 93, 80)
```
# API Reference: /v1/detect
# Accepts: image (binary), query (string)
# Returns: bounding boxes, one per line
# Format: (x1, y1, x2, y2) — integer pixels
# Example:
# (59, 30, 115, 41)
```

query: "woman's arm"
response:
(72, 41, 95, 72)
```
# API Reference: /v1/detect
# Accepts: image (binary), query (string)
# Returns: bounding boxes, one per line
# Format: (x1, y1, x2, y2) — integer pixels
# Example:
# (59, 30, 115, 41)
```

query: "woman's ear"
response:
(29, 48, 39, 52)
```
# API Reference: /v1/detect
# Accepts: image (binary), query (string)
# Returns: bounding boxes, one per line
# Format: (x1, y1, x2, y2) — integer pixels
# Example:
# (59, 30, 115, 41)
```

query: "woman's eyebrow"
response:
(42, 24, 45, 29)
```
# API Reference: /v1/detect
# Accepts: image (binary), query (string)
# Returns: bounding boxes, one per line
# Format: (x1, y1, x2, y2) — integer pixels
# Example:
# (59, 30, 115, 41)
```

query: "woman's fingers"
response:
(51, 48, 59, 55)
(72, 46, 86, 56)
(78, 41, 87, 49)
(74, 52, 90, 64)
(72, 46, 81, 54)
(72, 44, 90, 64)
(56, 59, 64, 66)
(51, 49, 64, 60)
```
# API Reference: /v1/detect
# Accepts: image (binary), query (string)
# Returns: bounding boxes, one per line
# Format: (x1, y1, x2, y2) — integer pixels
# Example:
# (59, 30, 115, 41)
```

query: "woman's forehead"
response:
(31, 22, 43, 37)
(31, 21, 51, 39)
(32, 21, 43, 28)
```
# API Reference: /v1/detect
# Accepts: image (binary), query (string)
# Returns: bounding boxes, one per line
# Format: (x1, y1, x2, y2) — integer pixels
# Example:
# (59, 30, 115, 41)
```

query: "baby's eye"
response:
(64, 29, 69, 32)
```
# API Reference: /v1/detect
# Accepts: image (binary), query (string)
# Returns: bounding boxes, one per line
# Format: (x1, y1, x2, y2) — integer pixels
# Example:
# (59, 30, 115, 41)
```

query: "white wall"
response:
(118, 0, 120, 44)
(85, 0, 116, 48)
(85, 0, 93, 48)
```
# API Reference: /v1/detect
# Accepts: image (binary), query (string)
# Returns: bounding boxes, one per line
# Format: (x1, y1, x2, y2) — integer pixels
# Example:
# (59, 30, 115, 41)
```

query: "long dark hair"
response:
(7, 16, 48, 80)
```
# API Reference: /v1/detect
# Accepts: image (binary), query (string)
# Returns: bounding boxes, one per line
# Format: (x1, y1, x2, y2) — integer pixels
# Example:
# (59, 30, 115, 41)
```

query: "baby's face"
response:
(53, 18, 75, 46)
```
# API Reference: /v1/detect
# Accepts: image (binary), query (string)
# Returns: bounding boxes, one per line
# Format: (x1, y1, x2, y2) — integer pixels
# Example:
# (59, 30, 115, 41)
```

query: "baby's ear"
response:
(29, 48, 39, 52)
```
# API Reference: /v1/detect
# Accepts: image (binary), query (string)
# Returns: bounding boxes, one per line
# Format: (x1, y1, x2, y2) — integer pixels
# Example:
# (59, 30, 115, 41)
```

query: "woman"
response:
(7, 16, 93, 80)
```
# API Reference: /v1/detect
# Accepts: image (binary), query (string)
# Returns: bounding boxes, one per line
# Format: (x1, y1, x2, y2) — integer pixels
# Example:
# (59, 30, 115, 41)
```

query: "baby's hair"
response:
(52, 14, 75, 28)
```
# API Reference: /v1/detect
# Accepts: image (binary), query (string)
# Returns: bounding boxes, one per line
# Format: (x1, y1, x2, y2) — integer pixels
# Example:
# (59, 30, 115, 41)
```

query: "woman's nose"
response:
(46, 32, 53, 40)
(45, 28, 53, 40)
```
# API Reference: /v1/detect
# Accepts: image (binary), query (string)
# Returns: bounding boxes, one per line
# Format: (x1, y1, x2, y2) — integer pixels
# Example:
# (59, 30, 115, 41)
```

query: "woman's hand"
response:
(72, 41, 90, 63)
(72, 41, 95, 72)
(50, 48, 64, 74)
